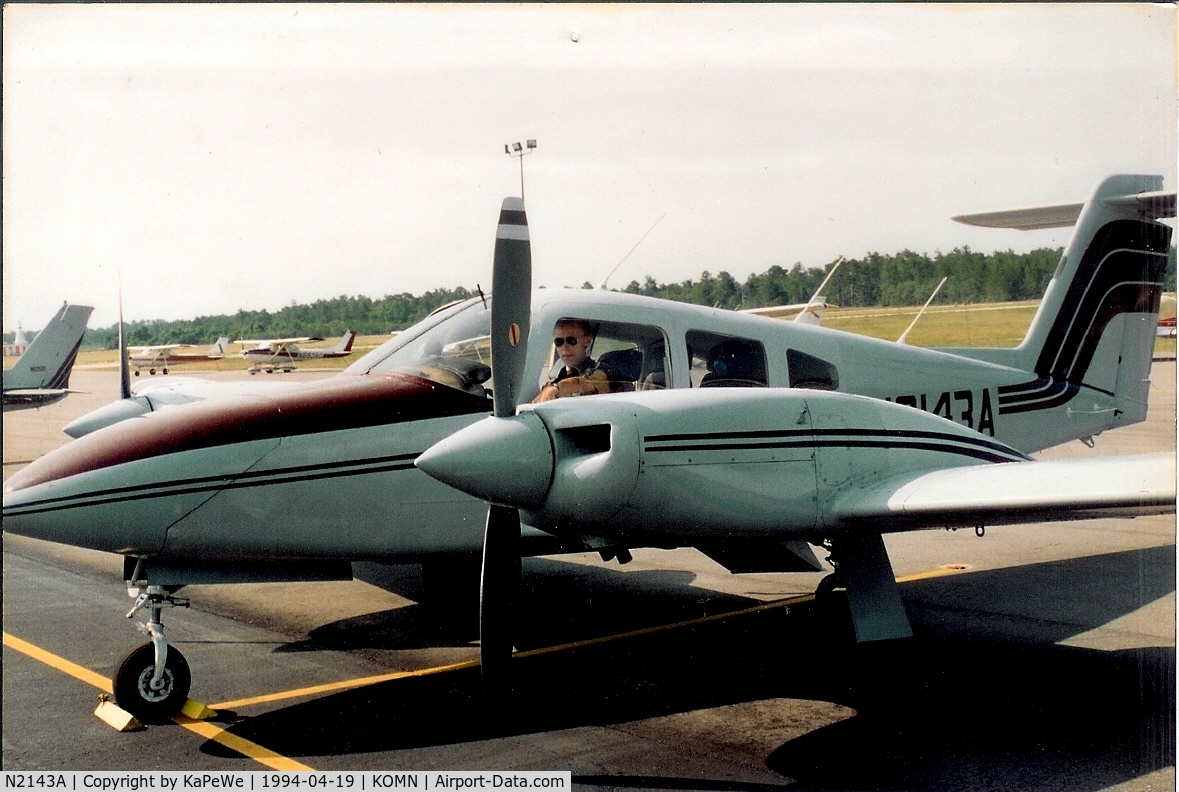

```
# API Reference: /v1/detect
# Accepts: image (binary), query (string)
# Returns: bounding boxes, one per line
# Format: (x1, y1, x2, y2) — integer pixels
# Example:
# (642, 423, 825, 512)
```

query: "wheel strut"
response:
(126, 585, 189, 690)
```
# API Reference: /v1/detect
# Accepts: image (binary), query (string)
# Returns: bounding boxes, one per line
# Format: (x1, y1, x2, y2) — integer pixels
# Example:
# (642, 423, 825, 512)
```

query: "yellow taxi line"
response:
(896, 565, 971, 583)
(3, 632, 114, 693)
(516, 590, 818, 659)
(171, 715, 314, 771)
(3, 631, 310, 771)
(211, 659, 480, 709)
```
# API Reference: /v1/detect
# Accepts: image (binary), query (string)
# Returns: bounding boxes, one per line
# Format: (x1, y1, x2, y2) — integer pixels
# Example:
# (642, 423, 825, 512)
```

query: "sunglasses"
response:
(553, 336, 584, 348)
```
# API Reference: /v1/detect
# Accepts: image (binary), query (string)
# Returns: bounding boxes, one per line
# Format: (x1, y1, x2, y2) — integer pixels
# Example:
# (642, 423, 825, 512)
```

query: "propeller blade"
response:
(491, 197, 531, 418)
(480, 504, 521, 703)
(476, 197, 533, 710)
(118, 289, 131, 400)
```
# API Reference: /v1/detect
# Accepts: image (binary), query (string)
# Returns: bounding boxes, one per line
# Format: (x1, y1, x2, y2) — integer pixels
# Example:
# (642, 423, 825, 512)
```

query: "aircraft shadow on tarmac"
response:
(287, 557, 762, 652)
(203, 546, 1174, 791)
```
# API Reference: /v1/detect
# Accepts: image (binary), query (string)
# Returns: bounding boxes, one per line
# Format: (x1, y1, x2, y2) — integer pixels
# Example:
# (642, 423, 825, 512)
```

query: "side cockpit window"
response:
(787, 348, 839, 390)
(686, 331, 768, 388)
(536, 319, 670, 396)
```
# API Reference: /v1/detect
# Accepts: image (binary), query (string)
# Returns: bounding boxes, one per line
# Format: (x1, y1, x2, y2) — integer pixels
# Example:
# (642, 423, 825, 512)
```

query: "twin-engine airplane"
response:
(129, 336, 231, 376)
(2, 174, 1175, 718)
(241, 329, 357, 373)
(2, 303, 94, 411)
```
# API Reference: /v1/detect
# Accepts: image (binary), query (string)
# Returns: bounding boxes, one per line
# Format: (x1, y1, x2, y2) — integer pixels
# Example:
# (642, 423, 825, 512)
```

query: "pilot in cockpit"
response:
(532, 318, 612, 402)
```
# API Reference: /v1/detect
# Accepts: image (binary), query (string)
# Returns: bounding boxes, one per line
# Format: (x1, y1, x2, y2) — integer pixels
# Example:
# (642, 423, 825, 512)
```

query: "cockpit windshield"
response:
(343, 297, 494, 397)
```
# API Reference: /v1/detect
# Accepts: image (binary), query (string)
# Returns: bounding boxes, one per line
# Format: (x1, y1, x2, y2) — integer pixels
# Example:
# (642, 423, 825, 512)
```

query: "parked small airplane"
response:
(2, 174, 1174, 718)
(241, 329, 357, 373)
(2, 303, 93, 411)
(129, 337, 231, 376)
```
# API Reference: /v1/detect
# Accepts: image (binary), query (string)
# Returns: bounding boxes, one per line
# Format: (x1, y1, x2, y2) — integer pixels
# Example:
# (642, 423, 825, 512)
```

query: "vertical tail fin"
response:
(2, 303, 94, 391)
(210, 336, 231, 355)
(334, 330, 357, 354)
(954, 175, 1174, 427)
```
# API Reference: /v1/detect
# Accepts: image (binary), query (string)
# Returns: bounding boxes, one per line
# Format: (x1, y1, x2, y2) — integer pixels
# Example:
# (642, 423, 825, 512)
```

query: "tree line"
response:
(12, 245, 1171, 349)
(78, 287, 477, 350)
(621, 246, 1176, 311)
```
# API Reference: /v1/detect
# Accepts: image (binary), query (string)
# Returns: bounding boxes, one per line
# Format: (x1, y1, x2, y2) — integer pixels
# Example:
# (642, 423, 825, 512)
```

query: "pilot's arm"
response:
(533, 368, 611, 402)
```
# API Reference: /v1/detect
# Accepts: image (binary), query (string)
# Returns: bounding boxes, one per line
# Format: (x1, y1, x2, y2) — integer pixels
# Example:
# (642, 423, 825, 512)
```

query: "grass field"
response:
(819, 300, 1040, 347)
(5, 303, 1176, 372)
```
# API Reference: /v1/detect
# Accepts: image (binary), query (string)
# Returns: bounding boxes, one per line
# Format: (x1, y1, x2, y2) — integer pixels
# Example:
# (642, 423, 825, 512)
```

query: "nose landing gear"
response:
(114, 585, 192, 721)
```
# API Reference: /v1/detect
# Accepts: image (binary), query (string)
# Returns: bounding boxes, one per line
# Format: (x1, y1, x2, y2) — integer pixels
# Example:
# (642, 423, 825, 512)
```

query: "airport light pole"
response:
(504, 139, 537, 200)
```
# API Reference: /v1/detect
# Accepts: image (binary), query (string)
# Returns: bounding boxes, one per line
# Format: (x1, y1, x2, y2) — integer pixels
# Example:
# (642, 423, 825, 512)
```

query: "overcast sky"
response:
(4, 3, 1175, 330)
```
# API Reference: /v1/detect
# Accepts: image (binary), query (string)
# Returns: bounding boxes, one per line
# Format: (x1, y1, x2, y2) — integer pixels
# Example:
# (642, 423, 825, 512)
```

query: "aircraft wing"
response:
(831, 453, 1175, 532)
(3, 388, 82, 397)
(131, 344, 184, 352)
(741, 302, 810, 319)
(238, 336, 319, 346)
(953, 189, 1176, 230)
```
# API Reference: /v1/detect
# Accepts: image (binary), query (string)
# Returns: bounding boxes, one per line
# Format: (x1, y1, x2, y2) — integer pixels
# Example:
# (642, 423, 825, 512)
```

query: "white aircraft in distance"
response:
(740, 257, 844, 325)
(241, 329, 357, 373)
(2, 303, 93, 411)
(129, 337, 232, 376)
(3, 174, 1175, 719)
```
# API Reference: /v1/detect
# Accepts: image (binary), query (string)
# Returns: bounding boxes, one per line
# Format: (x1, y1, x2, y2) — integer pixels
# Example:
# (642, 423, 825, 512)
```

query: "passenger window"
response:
(537, 319, 670, 394)
(787, 348, 839, 390)
(686, 331, 768, 388)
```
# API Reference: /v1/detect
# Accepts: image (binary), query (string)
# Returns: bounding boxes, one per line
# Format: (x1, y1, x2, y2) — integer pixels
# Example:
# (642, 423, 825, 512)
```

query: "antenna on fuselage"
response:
(597, 212, 666, 290)
(897, 276, 948, 345)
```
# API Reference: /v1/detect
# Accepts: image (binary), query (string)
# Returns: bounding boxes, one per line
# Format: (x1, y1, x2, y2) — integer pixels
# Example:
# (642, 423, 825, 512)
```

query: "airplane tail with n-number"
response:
(3, 303, 94, 391)
(950, 174, 1175, 433)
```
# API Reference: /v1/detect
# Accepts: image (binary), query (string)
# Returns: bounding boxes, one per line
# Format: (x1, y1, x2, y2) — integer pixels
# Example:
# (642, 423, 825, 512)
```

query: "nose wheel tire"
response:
(113, 643, 191, 722)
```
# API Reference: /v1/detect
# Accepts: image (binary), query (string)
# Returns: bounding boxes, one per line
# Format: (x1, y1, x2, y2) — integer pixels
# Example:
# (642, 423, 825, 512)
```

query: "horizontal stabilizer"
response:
(953, 190, 1176, 230)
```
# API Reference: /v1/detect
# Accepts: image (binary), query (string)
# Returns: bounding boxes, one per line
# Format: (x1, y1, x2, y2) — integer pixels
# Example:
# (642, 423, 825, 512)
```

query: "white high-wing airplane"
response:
(2, 303, 94, 411)
(129, 336, 231, 376)
(241, 329, 357, 373)
(2, 174, 1174, 718)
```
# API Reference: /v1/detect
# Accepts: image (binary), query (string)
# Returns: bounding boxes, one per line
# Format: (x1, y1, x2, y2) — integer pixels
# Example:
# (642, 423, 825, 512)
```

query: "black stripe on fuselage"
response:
(646, 427, 1026, 457)
(644, 428, 1028, 464)
(2, 453, 422, 517)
